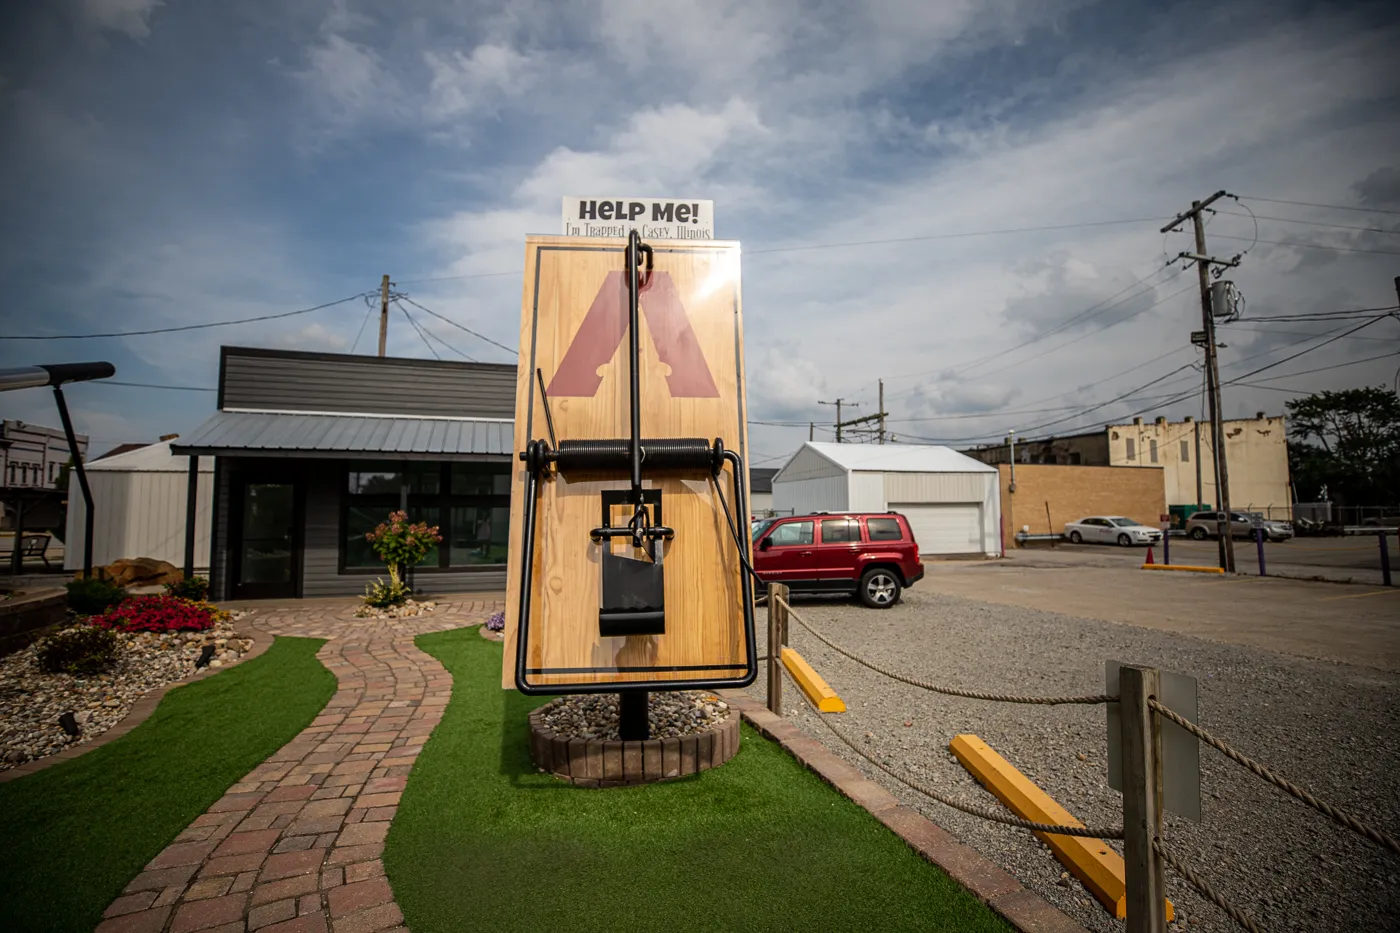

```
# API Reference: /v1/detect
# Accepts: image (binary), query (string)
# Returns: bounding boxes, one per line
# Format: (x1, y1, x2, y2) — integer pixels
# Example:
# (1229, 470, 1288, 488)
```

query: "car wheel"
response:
(1117, 533, 1134, 547)
(1069, 531, 1083, 544)
(859, 568, 901, 609)
(1190, 527, 1208, 540)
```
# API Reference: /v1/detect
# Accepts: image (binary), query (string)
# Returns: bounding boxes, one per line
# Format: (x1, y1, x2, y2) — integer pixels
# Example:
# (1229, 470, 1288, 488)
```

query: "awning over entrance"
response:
(171, 410, 513, 460)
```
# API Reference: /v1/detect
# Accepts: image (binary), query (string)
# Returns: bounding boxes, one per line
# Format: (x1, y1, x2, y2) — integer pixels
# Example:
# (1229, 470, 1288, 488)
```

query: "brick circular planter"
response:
(528, 706, 740, 788)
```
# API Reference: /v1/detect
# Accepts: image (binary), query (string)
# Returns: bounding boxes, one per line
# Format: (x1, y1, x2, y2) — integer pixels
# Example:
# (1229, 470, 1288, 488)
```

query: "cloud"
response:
(75, 0, 164, 39)
(295, 32, 401, 134)
(266, 322, 351, 353)
(1353, 167, 1400, 208)
(423, 43, 533, 123)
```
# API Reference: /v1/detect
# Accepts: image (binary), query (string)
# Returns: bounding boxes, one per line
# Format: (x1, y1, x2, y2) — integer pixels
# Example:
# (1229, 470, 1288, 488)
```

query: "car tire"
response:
(859, 568, 901, 609)
(1069, 531, 1083, 544)
(1117, 533, 1133, 547)
(1190, 527, 1208, 540)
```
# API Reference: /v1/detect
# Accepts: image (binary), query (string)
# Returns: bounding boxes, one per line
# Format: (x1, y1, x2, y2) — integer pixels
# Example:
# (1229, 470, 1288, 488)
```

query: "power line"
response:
(745, 216, 1172, 257)
(1235, 304, 1399, 323)
(1218, 210, 1400, 236)
(397, 295, 518, 356)
(880, 261, 1182, 399)
(394, 299, 477, 361)
(1234, 195, 1400, 217)
(397, 303, 441, 360)
(3, 293, 371, 340)
(1211, 233, 1400, 257)
(1226, 324, 1398, 343)
(966, 281, 1195, 384)
(350, 297, 376, 354)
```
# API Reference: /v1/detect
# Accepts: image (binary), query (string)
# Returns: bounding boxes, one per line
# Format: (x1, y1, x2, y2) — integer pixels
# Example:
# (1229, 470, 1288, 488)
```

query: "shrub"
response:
(365, 510, 442, 589)
(37, 626, 120, 675)
(66, 577, 127, 616)
(163, 575, 209, 601)
(95, 596, 217, 633)
(485, 611, 505, 632)
(362, 578, 411, 609)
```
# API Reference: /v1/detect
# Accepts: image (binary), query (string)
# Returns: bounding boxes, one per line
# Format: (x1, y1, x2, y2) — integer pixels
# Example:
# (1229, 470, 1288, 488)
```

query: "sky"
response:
(1, 0, 1398, 467)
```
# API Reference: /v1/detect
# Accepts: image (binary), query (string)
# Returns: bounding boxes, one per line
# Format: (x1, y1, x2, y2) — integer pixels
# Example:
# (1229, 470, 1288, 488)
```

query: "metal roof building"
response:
(772, 442, 1001, 557)
(172, 347, 517, 600)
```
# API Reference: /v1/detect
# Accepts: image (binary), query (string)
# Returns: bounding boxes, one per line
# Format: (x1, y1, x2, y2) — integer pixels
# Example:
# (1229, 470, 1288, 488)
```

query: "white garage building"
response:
(771, 442, 1001, 557)
(65, 439, 214, 572)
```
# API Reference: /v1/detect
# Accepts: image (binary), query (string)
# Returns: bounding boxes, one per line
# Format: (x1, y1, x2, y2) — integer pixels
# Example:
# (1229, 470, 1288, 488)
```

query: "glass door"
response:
(232, 481, 300, 599)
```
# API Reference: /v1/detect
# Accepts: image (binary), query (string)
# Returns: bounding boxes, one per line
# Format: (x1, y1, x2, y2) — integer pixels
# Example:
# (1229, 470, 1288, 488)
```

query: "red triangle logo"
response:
(546, 271, 721, 398)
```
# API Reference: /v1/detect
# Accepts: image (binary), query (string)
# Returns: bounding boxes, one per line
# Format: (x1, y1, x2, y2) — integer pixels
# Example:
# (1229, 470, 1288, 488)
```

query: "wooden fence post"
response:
(767, 584, 788, 716)
(1121, 664, 1167, 933)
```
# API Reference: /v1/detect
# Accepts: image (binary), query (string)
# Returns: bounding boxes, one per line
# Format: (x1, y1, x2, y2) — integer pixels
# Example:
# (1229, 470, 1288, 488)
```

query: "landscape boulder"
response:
(78, 558, 183, 588)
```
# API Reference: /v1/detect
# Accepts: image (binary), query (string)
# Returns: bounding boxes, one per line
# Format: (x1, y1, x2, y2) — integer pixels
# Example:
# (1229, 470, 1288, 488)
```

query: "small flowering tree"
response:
(364, 511, 442, 602)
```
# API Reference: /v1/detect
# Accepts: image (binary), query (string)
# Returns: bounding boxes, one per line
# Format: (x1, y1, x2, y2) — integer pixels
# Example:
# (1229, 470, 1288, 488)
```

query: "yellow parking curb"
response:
(950, 734, 1174, 921)
(1140, 563, 1223, 573)
(780, 647, 846, 712)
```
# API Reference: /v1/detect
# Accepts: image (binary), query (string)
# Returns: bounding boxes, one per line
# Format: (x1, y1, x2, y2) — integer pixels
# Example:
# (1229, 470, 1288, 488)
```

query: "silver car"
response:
(1064, 516, 1164, 547)
(1184, 510, 1293, 542)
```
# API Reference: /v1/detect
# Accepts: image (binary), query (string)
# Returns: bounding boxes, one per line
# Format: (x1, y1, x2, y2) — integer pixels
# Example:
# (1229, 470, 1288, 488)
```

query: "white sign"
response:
(562, 197, 714, 240)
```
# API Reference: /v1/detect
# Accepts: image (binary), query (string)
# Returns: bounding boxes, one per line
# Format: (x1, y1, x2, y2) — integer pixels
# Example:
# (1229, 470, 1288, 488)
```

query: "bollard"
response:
(768, 583, 788, 715)
(1381, 532, 1393, 588)
(1120, 665, 1167, 933)
(1162, 530, 1170, 567)
(1255, 526, 1266, 577)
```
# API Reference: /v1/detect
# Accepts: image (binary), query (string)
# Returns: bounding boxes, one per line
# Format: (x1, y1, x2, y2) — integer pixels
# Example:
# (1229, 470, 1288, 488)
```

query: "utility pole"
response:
(809, 422, 814, 441)
(1193, 415, 1203, 509)
(1162, 193, 1240, 572)
(818, 399, 844, 442)
(873, 381, 884, 448)
(377, 274, 391, 358)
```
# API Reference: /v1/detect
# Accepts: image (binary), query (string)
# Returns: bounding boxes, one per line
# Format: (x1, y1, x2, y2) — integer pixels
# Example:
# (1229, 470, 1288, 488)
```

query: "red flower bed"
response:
(95, 595, 216, 633)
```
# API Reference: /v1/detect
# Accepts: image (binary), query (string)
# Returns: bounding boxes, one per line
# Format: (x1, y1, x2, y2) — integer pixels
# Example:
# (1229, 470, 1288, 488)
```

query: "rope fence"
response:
(1154, 839, 1266, 933)
(778, 664, 1124, 839)
(1149, 700, 1400, 855)
(764, 591, 1398, 933)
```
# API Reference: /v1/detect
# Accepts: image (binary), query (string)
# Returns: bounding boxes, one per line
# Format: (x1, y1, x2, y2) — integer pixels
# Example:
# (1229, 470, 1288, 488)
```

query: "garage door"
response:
(890, 503, 984, 555)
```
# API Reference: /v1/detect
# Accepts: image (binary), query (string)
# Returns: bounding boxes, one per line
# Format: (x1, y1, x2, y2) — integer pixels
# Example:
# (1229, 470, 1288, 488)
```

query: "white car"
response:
(1064, 516, 1163, 547)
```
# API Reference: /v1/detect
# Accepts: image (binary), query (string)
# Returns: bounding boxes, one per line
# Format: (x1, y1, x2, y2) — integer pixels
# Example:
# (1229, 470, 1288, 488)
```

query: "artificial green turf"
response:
(0, 636, 335, 933)
(388, 630, 1013, 933)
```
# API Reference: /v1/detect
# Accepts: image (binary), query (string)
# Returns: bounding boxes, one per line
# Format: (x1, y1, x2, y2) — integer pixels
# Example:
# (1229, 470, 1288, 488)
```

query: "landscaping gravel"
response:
(540, 690, 731, 740)
(354, 597, 438, 619)
(0, 619, 254, 771)
(748, 590, 1400, 933)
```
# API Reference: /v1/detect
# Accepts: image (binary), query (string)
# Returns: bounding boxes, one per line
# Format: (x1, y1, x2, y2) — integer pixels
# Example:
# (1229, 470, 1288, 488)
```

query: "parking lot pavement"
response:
(751, 583, 1400, 933)
(920, 557, 1400, 671)
(1007, 534, 1394, 586)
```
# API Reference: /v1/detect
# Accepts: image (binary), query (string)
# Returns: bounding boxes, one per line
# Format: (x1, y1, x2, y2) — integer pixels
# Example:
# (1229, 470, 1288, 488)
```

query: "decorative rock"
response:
(353, 598, 438, 620)
(0, 613, 253, 771)
(538, 691, 731, 742)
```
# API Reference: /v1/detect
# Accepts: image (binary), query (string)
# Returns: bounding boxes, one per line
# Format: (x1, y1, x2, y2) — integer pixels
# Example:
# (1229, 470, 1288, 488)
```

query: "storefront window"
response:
(343, 461, 510, 571)
(450, 505, 510, 565)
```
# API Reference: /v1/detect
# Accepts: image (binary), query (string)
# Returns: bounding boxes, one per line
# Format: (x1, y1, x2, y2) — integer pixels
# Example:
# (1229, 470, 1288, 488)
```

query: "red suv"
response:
(751, 512, 925, 608)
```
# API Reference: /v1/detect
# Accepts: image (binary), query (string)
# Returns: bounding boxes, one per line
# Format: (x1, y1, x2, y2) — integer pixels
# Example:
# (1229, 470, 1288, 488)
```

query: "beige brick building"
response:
(996, 463, 1166, 541)
(969, 413, 1292, 515)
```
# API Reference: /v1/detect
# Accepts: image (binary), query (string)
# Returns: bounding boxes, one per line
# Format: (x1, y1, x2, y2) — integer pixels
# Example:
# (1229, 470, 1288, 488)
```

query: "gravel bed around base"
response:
(0, 618, 254, 771)
(539, 691, 731, 741)
(748, 590, 1400, 933)
(354, 598, 437, 619)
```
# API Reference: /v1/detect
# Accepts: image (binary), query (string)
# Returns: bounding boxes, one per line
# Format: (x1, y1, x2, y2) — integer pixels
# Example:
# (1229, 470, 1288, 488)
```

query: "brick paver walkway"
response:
(97, 598, 502, 933)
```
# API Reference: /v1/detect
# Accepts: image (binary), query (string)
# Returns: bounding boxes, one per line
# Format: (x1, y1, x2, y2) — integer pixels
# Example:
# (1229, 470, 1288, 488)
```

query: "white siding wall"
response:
(773, 446, 845, 482)
(65, 467, 213, 570)
(772, 475, 848, 515)
(884, 470, 1001, 557)
(848, 472, 886, 511)
(748, 491, 775, 515)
